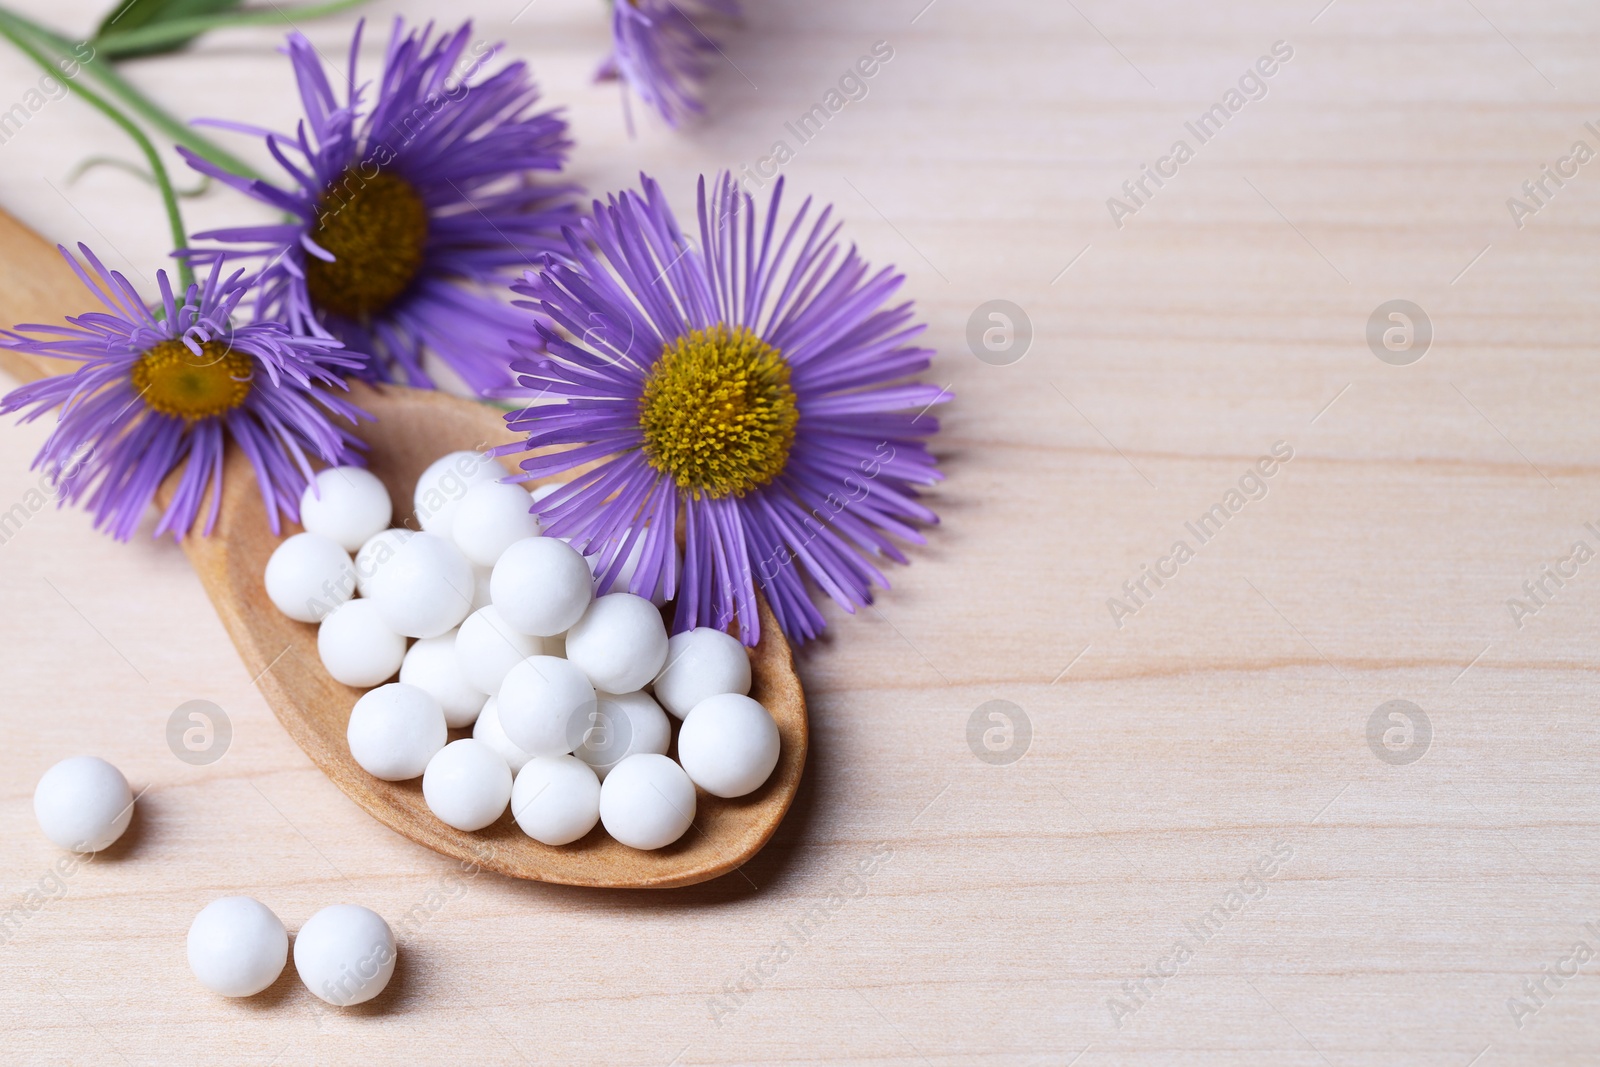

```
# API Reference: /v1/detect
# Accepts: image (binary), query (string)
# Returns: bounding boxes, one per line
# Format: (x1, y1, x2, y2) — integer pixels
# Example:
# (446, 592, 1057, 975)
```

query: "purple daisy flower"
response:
(602, 0, 741, 129)
(0, 245, 367, 541)
(503, 172, 947, 645)
(182, 19, 579, 395)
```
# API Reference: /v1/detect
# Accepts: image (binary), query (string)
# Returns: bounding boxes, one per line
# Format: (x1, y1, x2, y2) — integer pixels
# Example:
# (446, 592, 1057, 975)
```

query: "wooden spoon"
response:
(0, 210, 806, 888)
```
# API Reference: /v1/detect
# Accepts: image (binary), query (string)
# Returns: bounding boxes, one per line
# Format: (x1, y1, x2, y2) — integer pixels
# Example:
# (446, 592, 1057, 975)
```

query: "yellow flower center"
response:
(638, 325, 798, 498)
(304, 169, 430, 319)
(130, 339, 254, 421)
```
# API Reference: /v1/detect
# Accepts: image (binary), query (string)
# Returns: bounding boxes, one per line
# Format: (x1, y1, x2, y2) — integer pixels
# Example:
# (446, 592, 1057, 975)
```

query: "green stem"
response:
(93, 0, 369, 58)
(0, 6, 264, 181)
(0, 10, 195, 290)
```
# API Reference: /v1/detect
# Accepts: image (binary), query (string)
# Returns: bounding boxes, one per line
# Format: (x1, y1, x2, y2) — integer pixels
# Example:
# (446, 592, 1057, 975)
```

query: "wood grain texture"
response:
(2, 0, 1599, 1063)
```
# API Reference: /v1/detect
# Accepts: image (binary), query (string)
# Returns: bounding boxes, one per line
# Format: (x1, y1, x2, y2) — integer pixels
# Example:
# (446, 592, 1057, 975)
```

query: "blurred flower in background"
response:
(600, 0, 741, 129)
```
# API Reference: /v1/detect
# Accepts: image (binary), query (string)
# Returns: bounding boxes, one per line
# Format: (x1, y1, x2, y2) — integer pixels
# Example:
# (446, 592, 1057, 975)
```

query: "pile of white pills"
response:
(263, 451, 781, 851)
(186, 896, 395, 1005)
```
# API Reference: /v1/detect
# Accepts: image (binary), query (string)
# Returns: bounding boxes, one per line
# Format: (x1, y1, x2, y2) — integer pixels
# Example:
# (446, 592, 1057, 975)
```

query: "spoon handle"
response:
(0, 208, 97, 384)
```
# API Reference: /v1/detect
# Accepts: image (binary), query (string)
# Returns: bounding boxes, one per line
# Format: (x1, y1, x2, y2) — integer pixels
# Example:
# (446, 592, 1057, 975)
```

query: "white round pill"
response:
(414, 450, 503, 539)
(456, 606, 544, 695)
(652, 626, 752, 719)
(557, 536, 606, 586)
(490, 536, 592, 636)
(366, 531, 475, 639)
(573, 690, 671, 780)
(497, 656, 595, 757)
(400, 631, 486, 728)
(264, 532, 355, 623)
(565, 593, 669, 694)
(353, 527, 414, 597)
(452, 481, 540, 567)
(472, 696, 534, 773)
(33, 756, 133, 852)
(423, 739, 512, 831)
(599, 753, 696, 850)
(294, 904, 395, 1007)
(187, 896, 288, 997)
(317, 599, 406, 688)
(346, 683, 448, 781)
(299, 466, 392, 552)
(677, 693, 781, 798)
(510, 755, 600, 846)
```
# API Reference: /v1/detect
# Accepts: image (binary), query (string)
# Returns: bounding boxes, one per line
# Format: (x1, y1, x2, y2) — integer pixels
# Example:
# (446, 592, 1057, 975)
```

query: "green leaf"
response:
(94, 0, 243, 57)
(92, 0, 371, 60)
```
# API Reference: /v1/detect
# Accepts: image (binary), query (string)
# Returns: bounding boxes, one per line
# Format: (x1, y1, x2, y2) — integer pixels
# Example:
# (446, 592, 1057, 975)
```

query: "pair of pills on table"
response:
(188, 897, 395, 1006)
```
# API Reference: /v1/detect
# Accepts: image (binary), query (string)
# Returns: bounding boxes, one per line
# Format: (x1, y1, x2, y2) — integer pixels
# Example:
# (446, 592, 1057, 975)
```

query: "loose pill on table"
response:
(33, 755, 133, 852)
(573, 690, 671, 780)
(455, 606, 544, 695)
(598, 753, 695, 850)
(414, 450, 503, 540)
(264, 532, 355, 623)
(490, 536, 592, 637)
(472, 696, 535, 773)
(365, 531, 475, 639)
(400, 631, 486, 728)
(652, 626, 752, 719)
(564, 593, 669, 694)
(677, 693, 781, 798)
(346, 683, 448, 781)
(353, 527, 414, 597)
(294, 904, 396, 1007)
(187, 896, 288, 998)
(452, 481, 540, 567)
(317, 599, 406, 688)
(510, 755, 600, 846)
(496, 655, 596, 757)
(423, 739, 512, 831)
(298, 466, 393, 552)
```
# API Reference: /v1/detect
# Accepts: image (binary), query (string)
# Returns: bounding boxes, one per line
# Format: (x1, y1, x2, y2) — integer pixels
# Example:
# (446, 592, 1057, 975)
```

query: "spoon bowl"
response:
(0, 211, 806, 888)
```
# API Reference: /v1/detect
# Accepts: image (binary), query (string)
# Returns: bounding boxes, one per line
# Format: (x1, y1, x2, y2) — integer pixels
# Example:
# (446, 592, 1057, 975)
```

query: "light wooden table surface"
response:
(3, 0, 1599, 1063)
